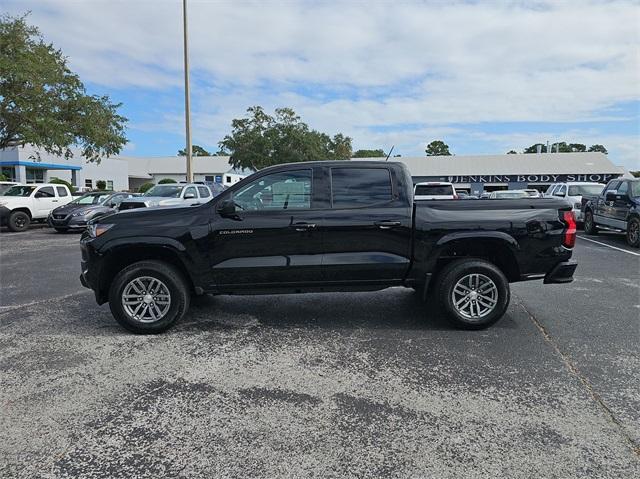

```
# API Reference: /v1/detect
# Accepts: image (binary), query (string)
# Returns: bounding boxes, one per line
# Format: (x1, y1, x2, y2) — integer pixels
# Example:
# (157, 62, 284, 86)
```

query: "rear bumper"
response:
(544, 260, 577, 284)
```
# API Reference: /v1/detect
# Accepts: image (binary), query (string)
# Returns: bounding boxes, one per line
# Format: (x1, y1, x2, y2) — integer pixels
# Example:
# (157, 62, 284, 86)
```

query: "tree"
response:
(568, 143, 586, 152)
(630, 171, 639, 178)
(425, 140, 451, 156)
(49, 176, 75, 193)
(0, 15, 127, 162)
(158, 178, 177, 184)
(0, 173, 7, 181)
(523, 143, 545, 153)
(353, 149, 386, 158)
(507, 150, 517, 154)
(219, 106, 352, 170)
(588, 144, 608, 154)
(138, 182, 154, 193)
(178, 145, 211, 156)
(96, 180, 106, 190)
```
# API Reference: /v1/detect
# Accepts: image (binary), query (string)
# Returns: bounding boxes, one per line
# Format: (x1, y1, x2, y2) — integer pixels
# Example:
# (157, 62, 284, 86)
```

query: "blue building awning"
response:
(0, 160, 82, 171)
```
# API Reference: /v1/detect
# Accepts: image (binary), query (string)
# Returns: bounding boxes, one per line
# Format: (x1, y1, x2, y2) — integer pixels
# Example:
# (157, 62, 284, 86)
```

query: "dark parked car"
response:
(49, 192, 137, 232)
(583, 178, 640, 247)
(80, 161, 577, 334)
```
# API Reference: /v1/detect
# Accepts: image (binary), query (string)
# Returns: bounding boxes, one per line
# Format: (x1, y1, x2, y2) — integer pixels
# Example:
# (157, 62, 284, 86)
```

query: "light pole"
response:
(182, 0, 193, 182)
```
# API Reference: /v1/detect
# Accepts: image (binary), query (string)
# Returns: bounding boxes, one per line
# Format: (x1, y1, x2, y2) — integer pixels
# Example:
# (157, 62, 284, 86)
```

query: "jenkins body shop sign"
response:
(428, 173, 620, 184)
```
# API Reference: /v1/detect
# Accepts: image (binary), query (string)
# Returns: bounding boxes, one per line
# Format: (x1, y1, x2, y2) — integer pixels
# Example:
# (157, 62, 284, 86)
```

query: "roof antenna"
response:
(385, 145, 395, 161)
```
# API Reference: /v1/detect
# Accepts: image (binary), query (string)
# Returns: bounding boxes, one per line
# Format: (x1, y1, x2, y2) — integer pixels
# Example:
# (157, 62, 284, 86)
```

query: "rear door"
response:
(597, 180, 620, 221)
(322, 166, 412, 284)
(208, 167, 325, 288)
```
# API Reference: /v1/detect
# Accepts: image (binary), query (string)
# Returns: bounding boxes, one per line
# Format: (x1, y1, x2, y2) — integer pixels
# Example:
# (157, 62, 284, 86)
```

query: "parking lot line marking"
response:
(577, 236, 640, 257)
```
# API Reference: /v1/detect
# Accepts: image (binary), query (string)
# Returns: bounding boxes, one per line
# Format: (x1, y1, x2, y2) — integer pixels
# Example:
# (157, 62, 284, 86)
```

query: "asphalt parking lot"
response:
(1, 226, 638, 478)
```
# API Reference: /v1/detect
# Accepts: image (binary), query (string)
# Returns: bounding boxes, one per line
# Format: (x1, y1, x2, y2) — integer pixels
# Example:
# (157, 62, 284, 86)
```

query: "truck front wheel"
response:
(583, 210, 598, 235)
(108, 260, 190, 334)
(8, 211, 30, 232)
(437, 259, 510, 330)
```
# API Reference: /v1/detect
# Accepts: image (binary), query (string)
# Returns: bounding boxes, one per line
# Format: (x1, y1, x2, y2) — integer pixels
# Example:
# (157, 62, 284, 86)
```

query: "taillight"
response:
(562, 210, 576, 248)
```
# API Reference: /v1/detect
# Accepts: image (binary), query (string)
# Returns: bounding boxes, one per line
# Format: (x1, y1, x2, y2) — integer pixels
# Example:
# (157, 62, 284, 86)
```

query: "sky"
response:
(6, 0, 640, 170)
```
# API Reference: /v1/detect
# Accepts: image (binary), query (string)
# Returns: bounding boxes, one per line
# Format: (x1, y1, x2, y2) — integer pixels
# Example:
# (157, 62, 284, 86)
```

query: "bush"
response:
(138, 182, 154, 193)
(158, 178, 177, 184)
(96, 180, 107, 190)
(49, 177, 76, 193)
(0, 173, 8, 181)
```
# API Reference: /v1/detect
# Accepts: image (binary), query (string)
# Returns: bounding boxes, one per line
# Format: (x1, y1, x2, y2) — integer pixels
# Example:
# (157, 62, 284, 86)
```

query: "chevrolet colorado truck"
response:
(80, 161, 577, 334)
(583, 178, 640, 247)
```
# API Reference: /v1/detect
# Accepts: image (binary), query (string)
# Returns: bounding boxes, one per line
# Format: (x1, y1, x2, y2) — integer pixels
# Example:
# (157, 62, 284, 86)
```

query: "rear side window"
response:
(415, 185, 454, 196)
(197, 186, 211, 198)
(56, 186, 68, 197)
(38, 187, 55, 197)
(331, 168, 392, 208)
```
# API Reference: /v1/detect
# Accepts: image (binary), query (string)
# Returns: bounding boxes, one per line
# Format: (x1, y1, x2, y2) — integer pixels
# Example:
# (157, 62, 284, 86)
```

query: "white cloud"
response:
(4, 0, 640, 168)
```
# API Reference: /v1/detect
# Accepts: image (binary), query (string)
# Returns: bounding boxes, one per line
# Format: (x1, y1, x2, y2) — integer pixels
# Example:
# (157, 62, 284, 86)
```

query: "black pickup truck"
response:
(583, 178, 640, 247)
(80, 161, 577, 333)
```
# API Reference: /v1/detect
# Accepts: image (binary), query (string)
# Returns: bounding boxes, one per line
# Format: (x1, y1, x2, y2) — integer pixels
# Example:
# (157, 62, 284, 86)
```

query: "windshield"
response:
(631, 181, 640, 197)
(0, 184, 16, 195)
(144, 185, 184, 198)
(415, 185, 454, 196)
(568, 184, 604, 196)
(4, 185, 36, 197)
(72, 193, 112, 205)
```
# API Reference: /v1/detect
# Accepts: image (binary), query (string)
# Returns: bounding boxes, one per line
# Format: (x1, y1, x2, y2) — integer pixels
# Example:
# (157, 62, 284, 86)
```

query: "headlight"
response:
(574, 203, 581, 209)
(88, 223, 114, 238)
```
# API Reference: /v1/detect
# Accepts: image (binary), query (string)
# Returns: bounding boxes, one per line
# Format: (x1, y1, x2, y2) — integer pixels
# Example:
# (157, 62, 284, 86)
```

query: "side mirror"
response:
(184, 192, 196, 200)
(217, 199, 237, 217)
(605, 191, 617, 202)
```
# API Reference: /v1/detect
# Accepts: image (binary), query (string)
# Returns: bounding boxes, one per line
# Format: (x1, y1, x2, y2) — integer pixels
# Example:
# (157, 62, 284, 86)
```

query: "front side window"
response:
(616, 181, 628, 196)
(56, 186, 68, 197)
(555, 185, 567, 196)
(197, 186, 211, 198)
(604, 181, 620, 193)
(233, 169, 312, 211)
(631, 181, 640, 198)
(331, 168, 392, 208)
(144, 185, 184, 198)
(37, 186, 55, 198)
(184, 186, 197, 198)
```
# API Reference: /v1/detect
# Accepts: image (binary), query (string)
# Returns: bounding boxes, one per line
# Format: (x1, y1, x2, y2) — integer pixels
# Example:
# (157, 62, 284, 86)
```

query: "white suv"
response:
(118, 183, 213, 211)
(544, 182, 605, 222)
(0, 184, 73, 232)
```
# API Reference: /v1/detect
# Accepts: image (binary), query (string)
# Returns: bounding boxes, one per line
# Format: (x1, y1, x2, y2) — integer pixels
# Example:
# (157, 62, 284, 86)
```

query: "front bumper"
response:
(79, 238, 108, 304)
(544, 260, 578, 284)
(49, 214, 90, 229)
(573, 208, 584, 222)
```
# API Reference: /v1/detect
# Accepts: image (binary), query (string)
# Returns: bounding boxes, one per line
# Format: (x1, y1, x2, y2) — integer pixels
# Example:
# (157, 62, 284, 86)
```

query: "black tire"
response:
(54, 227, 68, 233)
(7, 211, 30, 232)
(583, 210, 598, 235)
(626, 217, 640, 248)
(108, 260, 190, 334)
(436, 259, 510, 330)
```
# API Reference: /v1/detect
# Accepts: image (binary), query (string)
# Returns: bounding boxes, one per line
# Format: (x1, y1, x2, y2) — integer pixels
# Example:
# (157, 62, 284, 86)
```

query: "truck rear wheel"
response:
(627, 217, 640, 248)
(8, 211, 30, 232)
(437, 259, 510, 330)
(583, 210, 598, 235)
(108, 260, 190, 334)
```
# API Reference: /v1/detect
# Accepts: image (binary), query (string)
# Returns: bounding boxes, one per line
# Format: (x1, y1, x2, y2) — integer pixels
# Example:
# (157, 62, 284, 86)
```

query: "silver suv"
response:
(118, 183, 212, 211)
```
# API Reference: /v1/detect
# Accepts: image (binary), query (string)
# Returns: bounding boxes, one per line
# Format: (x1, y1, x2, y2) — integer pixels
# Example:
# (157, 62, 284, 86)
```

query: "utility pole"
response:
(182, 0, 193, 182)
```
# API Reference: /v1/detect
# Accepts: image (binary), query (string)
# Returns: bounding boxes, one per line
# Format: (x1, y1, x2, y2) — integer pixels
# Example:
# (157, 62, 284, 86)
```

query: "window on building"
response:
(56, 186, 68, 197)
(331, 168, 393, 208)
(1, 166, 15, 182)
(234, 169, 312, 211)
(26, 168, 44, 184)
(85, 179, 93, 188)
(106, 180, 114, 190)
(205, 175, 215, 182)
(197, 186, 210, 198)
(226, 176, 232, 183)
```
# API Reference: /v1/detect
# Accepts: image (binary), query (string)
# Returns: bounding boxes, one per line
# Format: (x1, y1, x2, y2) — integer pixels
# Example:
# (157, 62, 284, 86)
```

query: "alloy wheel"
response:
(451, 273, 499, 320)
(121, 276, 172, 323)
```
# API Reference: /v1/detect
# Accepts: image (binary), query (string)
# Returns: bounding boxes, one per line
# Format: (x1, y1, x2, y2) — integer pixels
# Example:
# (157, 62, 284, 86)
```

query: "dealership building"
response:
(0, 146, 628, 194)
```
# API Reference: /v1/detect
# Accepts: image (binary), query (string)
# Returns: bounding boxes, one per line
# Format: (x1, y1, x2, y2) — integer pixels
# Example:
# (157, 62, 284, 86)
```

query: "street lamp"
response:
(182, 0, 193, 182)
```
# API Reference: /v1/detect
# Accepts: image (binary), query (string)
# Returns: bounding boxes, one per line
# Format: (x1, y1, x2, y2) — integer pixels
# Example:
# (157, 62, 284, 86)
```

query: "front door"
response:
(322, 165, 412, 284)
(33, 186, 59, 217)
(208, 168, 324, 289)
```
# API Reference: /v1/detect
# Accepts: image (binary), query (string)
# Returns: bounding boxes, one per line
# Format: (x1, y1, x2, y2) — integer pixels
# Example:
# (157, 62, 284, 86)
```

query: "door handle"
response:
(52, 200, 59, 202)
(375, 220, 401, 229)
(293, 222, 317, 232)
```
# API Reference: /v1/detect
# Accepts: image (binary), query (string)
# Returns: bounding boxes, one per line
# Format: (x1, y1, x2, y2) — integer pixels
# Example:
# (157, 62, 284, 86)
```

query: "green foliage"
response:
(353, 149, 386, 158)
(0, 173, 7, 181)
(588, 144, 608, 154)
(425, 140, 451, 156)
(219, 106, 352, 170)
(49, 176, 75, 193)
(630, 171, 640, 178)
(138, 182, 154, 193)
(0, 14, 127, 162)
(177, 145, 211, 156)
(95, 180, 106, 190)
(507, 150, 517, 154)
(158, 178, 177, 184)
(523, 143, 545, 153)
